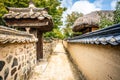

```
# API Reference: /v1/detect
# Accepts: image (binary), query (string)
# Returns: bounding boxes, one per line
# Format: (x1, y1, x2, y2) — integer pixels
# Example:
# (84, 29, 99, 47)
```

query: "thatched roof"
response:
(73, 10, 114, 32)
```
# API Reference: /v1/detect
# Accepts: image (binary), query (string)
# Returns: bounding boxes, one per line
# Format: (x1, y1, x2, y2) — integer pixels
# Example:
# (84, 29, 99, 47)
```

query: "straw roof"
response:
(73, 10, 114, 32)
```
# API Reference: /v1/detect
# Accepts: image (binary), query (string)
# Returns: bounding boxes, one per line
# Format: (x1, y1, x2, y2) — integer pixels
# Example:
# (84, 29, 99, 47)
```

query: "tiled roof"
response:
(68, 24, 120, 45)
(3, 2, 53, 31)
(3, 3, 52, 20)
(0, 26, 38, 44)
(3, 8, 52, 20)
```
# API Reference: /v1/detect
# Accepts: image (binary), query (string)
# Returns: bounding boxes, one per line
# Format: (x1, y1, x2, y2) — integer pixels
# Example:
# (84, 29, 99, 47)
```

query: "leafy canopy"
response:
(99, 1, 120, 29)
(99, 17, 113, 29)
(114, 1, 120, 24)
(0, 0, 66, 39)
(0, 0, 30, 25)
(63, 12, 83, 38)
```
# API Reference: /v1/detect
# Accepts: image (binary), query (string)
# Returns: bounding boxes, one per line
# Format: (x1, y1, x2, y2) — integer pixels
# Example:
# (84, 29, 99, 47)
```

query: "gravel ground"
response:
(29, 42, 82, 80)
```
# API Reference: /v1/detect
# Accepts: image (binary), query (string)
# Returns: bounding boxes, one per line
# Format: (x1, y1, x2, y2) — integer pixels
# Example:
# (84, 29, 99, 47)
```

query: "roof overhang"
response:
(3, 1, 53, 32)
(73, 24, 99, 32)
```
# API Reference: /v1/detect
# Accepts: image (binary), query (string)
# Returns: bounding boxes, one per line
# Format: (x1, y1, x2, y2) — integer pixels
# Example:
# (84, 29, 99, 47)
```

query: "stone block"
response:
(6, 55, 13, 64)
(12, 58, 18, 68)
(14, 73, 17, 80)
(0, 61, 5, 71)
(4, 68, 9, 80)
(11, 68, 17, 76)
(0, 76, 3, 80)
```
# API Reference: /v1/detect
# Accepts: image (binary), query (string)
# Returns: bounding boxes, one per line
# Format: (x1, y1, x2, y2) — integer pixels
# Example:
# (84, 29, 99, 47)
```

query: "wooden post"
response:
(37, 30, 43, 60)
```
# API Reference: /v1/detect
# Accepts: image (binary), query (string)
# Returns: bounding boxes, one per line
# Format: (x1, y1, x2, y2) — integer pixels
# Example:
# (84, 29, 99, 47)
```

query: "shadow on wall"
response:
(63, 41, 120, 80)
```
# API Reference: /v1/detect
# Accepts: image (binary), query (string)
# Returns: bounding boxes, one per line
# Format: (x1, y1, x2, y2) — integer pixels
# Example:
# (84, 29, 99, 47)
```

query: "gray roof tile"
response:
(3, 3, 52, 20)
(68, 24, 120, 45)
(0, 26, 38, 44)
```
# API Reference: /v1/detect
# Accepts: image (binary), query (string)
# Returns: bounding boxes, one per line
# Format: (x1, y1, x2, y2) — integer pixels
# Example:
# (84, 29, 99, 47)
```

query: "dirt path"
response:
(29, 42, 81, 80)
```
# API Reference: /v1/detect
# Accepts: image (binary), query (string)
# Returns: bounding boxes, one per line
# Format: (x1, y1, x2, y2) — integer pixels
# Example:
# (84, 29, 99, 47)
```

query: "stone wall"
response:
(43, 41, 52, 60)
(0, 26, 38, 80)
(43, 39, 59, 60)
(63, 41, 120, 80)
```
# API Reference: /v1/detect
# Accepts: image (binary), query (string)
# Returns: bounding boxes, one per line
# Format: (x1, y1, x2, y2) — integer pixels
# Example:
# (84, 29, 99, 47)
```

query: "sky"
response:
(61, 0, 118, 14)
(60, 0, 118, 27)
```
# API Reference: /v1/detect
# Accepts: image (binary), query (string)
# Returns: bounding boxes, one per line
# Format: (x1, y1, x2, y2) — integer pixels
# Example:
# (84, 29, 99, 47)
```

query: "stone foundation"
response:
(43, 39, 59, 60)
(43, 42, 52, 60)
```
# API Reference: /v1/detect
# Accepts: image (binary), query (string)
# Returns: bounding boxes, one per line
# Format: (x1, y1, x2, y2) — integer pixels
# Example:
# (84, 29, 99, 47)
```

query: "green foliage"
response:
(44, 28, 64, 39)
(62, 26, 73, 38)
(34, 0, 66, 29)
(33, 0, 66, 39)
(0, 0, 66, 39)
(0, 0, 30, 25)
(98, 10, 114, 29)
(73, 32, 82, 36)
(99, 1, 120, 28)
(114, 1, 120, 24)
(3, 0, 29, 7)
(65, 12, 83, 27)
(63, 12, 83, 38)
(99, 17, 113, 29)
(0, 1, 7, 25)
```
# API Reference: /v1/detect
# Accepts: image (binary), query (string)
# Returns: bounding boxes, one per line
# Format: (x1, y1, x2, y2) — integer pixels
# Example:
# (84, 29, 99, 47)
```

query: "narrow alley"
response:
(29, 41, 82, 80)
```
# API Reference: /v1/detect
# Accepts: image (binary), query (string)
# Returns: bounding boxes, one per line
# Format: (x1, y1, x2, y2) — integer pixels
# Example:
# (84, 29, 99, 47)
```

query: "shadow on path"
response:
(29, 41, 82, 80)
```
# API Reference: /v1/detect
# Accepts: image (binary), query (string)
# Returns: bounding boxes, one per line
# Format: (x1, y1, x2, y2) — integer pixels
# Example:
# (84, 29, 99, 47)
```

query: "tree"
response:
(33, 0, 66, 28)
(0, 0, 66, 39)
(0, 0, 30, 25)
(65, 12, 83, 27)
(99, 17, 113, 29)
(33, 0, 66, 39)
(44, 28, 64, 39)
(63, 12, 83, 38)
(114, 1, 120, 24)
(63, 26, 73, 38)
(0, 0, 7, 25)
(98, 10, 114, 29)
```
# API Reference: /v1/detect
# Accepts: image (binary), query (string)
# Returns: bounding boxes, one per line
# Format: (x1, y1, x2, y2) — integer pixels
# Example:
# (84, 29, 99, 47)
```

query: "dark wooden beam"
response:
(5, 19, 49, 27)
(36, 30, 43, 60)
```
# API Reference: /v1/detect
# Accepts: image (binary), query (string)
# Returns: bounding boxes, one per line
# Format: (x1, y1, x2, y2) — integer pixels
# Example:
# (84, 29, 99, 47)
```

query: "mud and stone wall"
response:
(63, 41, 120, 80)
(43, 39, 59, 60)
(0, 43, 37, 80)
(43, 41, 52, 60)
(0, 26, 37, 80)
